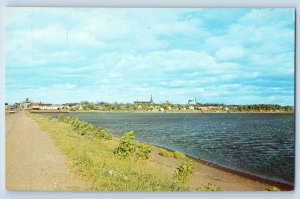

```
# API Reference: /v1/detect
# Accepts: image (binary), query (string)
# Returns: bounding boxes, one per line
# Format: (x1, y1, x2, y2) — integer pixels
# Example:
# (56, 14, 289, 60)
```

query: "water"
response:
(44, 112, 295, 184)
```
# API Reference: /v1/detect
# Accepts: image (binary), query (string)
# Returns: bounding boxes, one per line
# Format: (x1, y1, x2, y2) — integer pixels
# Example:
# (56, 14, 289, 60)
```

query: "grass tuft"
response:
(174, 151, 186, 159)
(158, 148, 174, 157)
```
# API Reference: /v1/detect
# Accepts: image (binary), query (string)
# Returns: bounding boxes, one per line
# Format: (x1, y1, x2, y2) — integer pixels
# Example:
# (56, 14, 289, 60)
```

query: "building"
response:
(134, 94, 154, 104)
(31, 102, 62, 110)
(188, 98, 197, 105)
(20, 102, 32, 110)
(189, 106, 195, 110)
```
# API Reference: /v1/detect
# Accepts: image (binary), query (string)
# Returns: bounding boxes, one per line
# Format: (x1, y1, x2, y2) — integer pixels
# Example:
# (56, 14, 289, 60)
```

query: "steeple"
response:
(150, 94, 153, 103)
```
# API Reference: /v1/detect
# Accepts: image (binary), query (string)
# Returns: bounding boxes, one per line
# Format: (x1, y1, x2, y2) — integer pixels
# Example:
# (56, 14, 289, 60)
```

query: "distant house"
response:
(20, 102, 32, 110)
(198, 106, 208, 111)
(61, 105, 70, 110)
(31, 103, 62, 110)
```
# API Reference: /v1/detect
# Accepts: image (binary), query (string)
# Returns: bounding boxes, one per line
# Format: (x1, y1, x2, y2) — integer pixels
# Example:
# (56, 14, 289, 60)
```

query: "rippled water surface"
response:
(45, 112, 295, 184)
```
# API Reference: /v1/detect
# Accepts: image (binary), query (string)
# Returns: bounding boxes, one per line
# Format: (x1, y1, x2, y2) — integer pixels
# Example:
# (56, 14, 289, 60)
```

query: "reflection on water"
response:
(45, 112, 295, 184)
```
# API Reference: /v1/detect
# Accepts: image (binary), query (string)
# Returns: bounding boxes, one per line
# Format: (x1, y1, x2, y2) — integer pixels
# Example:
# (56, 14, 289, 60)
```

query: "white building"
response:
(31, 103, 62, 110)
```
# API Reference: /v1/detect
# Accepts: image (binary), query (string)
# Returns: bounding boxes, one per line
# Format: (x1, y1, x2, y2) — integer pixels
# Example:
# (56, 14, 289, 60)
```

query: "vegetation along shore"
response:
(26, 112, 292, 191)
(6, 97, 294, 114)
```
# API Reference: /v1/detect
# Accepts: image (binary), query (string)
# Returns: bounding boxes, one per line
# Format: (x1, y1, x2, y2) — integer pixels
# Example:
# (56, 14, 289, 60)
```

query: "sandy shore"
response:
(149, 147, 293, 191)
(5, 112, 89, 190)
(5, 111, 293, 191)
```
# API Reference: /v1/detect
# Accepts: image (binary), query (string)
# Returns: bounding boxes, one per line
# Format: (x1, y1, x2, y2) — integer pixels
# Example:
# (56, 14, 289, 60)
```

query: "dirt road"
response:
(5, 112, 89, 190)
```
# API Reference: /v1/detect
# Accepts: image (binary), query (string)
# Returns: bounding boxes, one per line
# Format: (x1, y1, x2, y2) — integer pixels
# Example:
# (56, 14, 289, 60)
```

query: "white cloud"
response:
(215, 46, 245, 61)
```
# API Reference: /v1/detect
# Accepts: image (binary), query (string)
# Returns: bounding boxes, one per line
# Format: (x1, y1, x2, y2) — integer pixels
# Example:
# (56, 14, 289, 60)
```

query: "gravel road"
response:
(5, 112, 89, 190)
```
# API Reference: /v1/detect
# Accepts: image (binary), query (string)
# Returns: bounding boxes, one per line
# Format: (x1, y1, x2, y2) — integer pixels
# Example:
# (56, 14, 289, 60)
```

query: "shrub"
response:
(81, 122, 94, 135)
(70, 117, 81, 129)
(94, 128, 112, 140)
(64, 116, 72, 123)
(174, 151, 186, 159)
(135, 143, 152, 160)
(70, 119, 94, 135)
(113, 131, 136, 158)
(159, 149, 173, 157)
(195, 183, 222, 191)
(173, 160, 195, 185)
(58, 114, 66, 122)
(104, 133, 113, 140)
(58, 116, 112, 140)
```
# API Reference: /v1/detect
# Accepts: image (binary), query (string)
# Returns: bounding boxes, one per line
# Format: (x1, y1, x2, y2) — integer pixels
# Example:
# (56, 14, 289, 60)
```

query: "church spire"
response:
(150, 94, 153, 103)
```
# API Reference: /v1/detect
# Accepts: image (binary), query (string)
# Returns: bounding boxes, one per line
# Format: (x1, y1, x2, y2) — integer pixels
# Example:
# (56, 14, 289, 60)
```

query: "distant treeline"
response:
(62, 101, 293, 112)
(197, 103, 293, 111)
(230, 104, 293, 112)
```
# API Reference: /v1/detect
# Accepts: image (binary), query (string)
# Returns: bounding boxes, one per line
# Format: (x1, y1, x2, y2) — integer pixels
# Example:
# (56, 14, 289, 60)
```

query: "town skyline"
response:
(6, 95, 294, 113)
(6, 8, 295, 106)
(6, 95, 295, 107)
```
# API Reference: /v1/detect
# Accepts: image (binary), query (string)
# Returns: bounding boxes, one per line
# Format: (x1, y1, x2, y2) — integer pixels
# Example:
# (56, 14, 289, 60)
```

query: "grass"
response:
(159, 148, 174, 157)
(195, 183, 222, 191)
(174, 151, 186, 159)
(28, 113, 186, 191)
(159, 149, 186, 160)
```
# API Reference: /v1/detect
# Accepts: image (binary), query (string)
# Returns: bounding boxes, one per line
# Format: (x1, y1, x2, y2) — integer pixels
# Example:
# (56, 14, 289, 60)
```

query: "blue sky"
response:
(5, 8, 295, 105)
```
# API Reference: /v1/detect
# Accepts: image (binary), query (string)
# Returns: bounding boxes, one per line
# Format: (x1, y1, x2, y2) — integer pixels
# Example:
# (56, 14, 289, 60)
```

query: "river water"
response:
(44, 112, 295, 185)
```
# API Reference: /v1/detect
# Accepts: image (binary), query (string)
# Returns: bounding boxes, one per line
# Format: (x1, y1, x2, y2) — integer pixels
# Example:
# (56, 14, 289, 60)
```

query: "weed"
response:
(135, 143, 152, 160)
(174, 151, 186, 159)
(174, 160, 195, 185)
(159, 148, 174, 157)
(195, 183, 222, 191)
(113, 131, 136, 158)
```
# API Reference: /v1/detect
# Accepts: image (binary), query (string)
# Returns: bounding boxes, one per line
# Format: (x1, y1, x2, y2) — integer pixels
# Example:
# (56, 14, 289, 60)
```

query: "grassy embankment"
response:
(28, 113, 221, 191)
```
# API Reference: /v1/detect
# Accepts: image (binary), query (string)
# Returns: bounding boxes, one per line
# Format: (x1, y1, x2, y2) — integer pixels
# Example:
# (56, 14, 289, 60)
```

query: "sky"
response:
(5, 8, 295, 105)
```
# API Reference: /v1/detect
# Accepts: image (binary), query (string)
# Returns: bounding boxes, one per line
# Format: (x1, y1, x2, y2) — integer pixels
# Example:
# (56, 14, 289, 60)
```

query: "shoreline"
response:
(186, 154, 294, 191)
(134, 142, 294, 191)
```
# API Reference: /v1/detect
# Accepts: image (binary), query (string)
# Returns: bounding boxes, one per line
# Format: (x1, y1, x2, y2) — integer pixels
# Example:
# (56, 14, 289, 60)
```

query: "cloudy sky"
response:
(5, 8, 295, 105)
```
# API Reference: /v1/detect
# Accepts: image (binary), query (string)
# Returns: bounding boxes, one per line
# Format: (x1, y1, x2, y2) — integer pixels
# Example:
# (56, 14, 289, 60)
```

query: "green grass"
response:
(195, 183, 222, 191)
(158, 148, 174, 157)
(174, 151, 186, 159)
(29, 113, 182, 191)
(158, 149, 186, 159)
